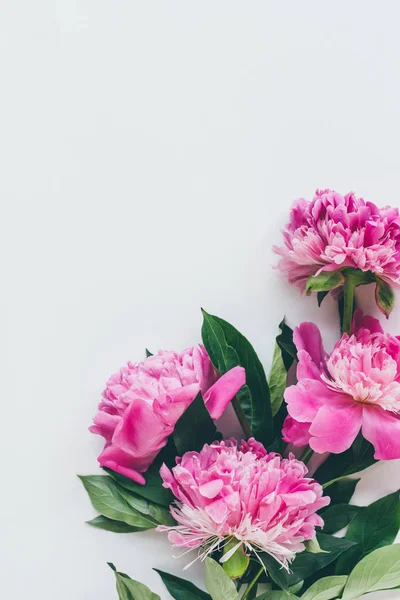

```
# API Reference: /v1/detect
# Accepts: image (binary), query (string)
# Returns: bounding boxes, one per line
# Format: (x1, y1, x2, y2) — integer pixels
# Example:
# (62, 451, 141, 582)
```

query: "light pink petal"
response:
(199, 479, 224, 498)
(285, 380, 350, 423)
(203, 366, 246, 420)
(362, 405, 400, 459)
(309, 404, 362, 454)
(294, 322, 326, 367)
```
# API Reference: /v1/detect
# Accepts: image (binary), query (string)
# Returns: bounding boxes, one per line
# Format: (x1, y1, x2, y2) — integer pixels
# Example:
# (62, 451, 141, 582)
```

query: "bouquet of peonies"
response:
(79, 189, 400, 600)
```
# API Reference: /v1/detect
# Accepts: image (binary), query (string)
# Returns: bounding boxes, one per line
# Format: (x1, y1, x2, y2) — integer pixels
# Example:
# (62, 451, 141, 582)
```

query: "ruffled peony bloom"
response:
(283, 311, 400, 459)
(274, 189, 400, 288)
(90, 346, 245, 484)
(158, 439, 329, 570)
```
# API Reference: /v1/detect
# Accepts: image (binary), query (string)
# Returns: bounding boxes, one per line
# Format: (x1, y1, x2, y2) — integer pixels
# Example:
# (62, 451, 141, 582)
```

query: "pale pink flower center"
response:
(323, 336, 400, 412)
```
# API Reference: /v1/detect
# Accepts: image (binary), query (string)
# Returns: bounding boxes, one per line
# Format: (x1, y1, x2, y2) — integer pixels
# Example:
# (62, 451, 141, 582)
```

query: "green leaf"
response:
(173, 392, 217, 455)
(261, 534, 357, 589)
(145, 348, 153, 357)
(342, 544, 400, 599)
(317, 291, 329, 307)
(306, 271, 345, 295)
(269, 342, 287, 417)
(320, 504, 361, 534)
(324, 478, 360, 506)
(154, 569, 211, 600)
(300, 575, 347, 600)
(375, 277, 395, 318)
(109, 563, 161, 600)
(104, 453, 174, 507)
(78, 475, 158, 529)
(116, 485, 175, 526)
(201, 310, 273, 445)
(256, 593, 298, 600)
(204, 557, 238, 600)
(304, 537, 329, 554)
(87, 515, 146, 533)
(276, 319, 296, 371)
(335, 490, 400, 575)
(314, 439, 376, 487)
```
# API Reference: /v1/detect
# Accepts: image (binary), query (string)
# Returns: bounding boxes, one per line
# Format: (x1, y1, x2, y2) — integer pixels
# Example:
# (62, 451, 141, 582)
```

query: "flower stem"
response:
(241, 566, 263, 600)
(341, 275, 356, 335)
(300, 446, 313, 463)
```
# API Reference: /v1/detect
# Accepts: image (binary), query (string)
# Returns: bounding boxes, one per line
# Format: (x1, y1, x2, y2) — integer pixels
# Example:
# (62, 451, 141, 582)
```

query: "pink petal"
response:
(153, 384, 200, 427)
(294, 322, 325, 367)
(309, 404, 363, 454)
(100, 459, 146, 485)
(351, 309, 383, 335)
(203, 366, 246, 420)
(282, 415, 311, 446)
(285, 380, 349, 423)
(297, 349, 323, 381)
(362, 405, 400, 459)
(199, 479, 224, 498)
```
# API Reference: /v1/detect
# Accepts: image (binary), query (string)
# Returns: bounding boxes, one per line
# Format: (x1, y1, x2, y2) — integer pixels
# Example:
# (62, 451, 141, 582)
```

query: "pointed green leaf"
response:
(145, 348, 153, 357)
(306, 271, 345, 295)
(324, 478, 360, 505)
(320, 504, 361, 534)
(276, 319, 296, 370)
(317, 291, 329, 307)
(104, 451, 174, 507)
(269, 342, 287, 417)
(201, 310, 272, 445)
(375, 277, 395, 318)
(335, 490, 400, 575)
(109, 563, 160, 600)
(342, 544, 400, 599)
(261, 534, 357, 589)
(304, 537, 329, 554)
(116, 486, 175, 526)
(204, 558, 238, 600)
(173, 392, 217, 455)
(154, 569, 211, 600)
(78, 475, 157, 529)
(87, 515, 146, 533)
(300, 575, 347, 600)
(255, 593, 298, 599)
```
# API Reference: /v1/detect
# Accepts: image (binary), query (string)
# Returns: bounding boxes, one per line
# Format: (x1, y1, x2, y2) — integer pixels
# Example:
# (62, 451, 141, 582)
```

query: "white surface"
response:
(2, 1, 400, 598)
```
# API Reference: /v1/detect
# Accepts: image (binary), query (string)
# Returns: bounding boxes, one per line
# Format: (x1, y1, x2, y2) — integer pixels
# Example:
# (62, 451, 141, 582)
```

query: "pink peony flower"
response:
(158, 439, 329, 570)
(90, 346, 245, 484)
(283, 311, 400, 459)
(274, 189, 400, 288)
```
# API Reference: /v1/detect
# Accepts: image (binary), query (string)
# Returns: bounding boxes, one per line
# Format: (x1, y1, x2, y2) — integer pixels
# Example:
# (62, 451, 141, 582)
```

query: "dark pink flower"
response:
(283, 312, 400, 459)
(158, 439, 329, 570)
(274, 189, 400, 288)
(90, 346, 245, 484)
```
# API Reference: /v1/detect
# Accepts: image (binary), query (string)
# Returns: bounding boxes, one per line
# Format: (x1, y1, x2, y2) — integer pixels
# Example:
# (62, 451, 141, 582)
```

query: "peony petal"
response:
(351, 309, 383, 335)
(153, 384, 200, 427)
(99, 459, 146, 485)
(203, 366, 246, 420)
(294, 322, 325, 367)
(297, 349, 323, 381)
(309, 404, 362, 454)
(199, 479, 224, 498)
(282, 415, 311, 446)
(285, 379, 350, 423)
(362, 405, 400, 459)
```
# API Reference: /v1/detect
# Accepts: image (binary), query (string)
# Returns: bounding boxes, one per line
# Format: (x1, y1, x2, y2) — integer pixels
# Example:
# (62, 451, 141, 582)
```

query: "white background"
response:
(2, 1, 400, 598)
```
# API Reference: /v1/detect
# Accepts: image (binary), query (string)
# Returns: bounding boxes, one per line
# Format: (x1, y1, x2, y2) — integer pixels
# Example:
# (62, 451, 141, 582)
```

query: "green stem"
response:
(241, 566, 263, 600)
(300, 446, 313, 463)
(342, 276, 356, 335)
